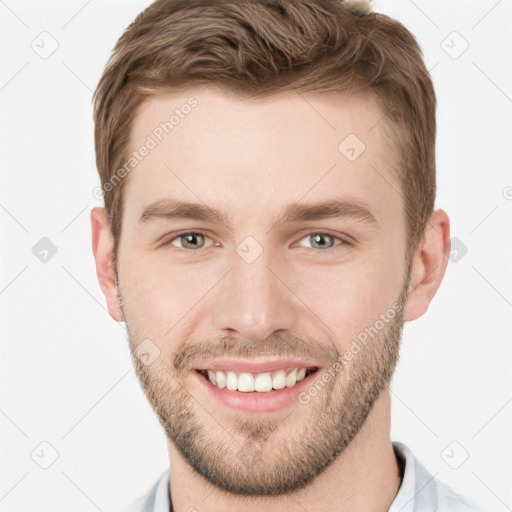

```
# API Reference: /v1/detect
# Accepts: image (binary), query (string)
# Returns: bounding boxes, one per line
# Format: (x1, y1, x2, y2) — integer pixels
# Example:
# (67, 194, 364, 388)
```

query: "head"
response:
(91, 0, 449, 497)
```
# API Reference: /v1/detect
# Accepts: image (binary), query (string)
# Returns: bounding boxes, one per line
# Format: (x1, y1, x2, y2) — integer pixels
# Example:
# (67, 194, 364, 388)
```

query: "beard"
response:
(120, 269, 410, 498)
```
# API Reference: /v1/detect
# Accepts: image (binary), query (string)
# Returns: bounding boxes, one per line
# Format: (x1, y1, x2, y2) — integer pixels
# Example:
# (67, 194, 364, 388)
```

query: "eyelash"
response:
(162, 230, 351, 253)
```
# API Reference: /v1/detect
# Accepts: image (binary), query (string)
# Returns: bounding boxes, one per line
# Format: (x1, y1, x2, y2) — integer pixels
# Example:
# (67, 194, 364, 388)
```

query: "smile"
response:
(194, 366, 321, 413)
(196, 367, 319, 393)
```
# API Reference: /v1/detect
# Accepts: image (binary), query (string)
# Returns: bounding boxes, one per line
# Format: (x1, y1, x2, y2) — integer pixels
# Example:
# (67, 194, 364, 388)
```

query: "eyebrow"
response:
(138, 196, 379, 231)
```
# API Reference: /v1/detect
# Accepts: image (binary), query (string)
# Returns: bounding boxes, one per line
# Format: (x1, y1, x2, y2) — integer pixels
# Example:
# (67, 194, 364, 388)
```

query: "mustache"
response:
(173, 332, 339, 374)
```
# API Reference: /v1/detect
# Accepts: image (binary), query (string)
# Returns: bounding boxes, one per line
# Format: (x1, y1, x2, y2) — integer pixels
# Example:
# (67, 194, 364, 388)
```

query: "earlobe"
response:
(90, 207, 124, 322)
(403, 209, 451, 322)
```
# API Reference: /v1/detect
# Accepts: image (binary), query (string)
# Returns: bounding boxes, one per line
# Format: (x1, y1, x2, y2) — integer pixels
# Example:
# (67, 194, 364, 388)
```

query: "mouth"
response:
(193, 365, 321, 413)
(195, 366, 320, 393)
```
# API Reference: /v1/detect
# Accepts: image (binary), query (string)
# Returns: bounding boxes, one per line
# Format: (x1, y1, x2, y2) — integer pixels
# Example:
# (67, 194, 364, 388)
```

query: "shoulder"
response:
(392, 441, 487, 512)
(113, 468, 170, 512)
(115, 493, 150, 512)
(435, 478, 488, 512)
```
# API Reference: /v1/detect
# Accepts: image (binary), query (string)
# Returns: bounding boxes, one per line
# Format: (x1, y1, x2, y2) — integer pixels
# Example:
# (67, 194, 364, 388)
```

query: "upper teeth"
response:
(205, 368, 310, 392)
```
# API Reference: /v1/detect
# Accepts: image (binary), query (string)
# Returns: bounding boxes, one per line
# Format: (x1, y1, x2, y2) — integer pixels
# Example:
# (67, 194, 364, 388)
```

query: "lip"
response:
(193, 367, 320, 413)
(195, 358, 320, 373)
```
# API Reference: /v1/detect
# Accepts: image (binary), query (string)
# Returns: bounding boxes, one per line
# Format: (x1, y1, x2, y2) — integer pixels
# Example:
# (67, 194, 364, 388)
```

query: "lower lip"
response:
(193, 369, 319, 413)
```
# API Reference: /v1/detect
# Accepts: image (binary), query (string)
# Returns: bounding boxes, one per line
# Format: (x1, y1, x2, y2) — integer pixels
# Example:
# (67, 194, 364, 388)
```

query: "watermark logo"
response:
(134, 338, 161, 366)
(31, 31, 59, 60)
(32, 237, 58, 263)
(237, 442, 263, 467)
(338, 133, 366, 162)
(446, 236, 468, 263)
(440, 440, 469, 469)
(441, 31, 469, 60)
(31, 441, 59, 469)
(236, 236, 264, 264)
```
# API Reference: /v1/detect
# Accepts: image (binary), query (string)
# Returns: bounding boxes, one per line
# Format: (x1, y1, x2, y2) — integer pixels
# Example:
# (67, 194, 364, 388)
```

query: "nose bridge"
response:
(213, 239, 297, 341)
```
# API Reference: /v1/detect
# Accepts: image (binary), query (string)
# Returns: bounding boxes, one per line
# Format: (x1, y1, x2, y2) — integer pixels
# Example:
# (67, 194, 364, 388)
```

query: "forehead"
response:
(123, 86, 401, 228)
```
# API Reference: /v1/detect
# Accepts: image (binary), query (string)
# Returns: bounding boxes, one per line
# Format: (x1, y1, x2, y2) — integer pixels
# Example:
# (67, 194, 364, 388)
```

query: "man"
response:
(90, 0, 485, 510)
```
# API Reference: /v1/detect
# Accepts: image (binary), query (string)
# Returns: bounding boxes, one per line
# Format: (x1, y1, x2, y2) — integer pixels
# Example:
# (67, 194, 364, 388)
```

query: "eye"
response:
(162, 230, 349, 252)
(295, 232, 348, 251)
(166, 231, 211, 251)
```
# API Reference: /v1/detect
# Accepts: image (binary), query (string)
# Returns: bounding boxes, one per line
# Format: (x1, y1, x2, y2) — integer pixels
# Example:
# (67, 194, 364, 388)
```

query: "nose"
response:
(212, 247, 298, 343)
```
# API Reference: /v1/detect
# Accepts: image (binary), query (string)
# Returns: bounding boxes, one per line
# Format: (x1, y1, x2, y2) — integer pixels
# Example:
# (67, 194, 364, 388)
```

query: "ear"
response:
(403, 208, 451, 321)
(90, 207, 124, 322)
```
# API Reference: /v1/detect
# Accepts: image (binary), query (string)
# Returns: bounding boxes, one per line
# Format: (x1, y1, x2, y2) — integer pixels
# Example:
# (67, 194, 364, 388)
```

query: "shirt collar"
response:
(151, 467, 171, 512)
(151, 441, 425, 512)
(388, 441, 417, 512)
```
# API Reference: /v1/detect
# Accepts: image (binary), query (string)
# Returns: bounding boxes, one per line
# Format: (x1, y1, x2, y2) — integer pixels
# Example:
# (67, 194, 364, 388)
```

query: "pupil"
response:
(312, 234, 331, 248)
(184, 233, 203, 249)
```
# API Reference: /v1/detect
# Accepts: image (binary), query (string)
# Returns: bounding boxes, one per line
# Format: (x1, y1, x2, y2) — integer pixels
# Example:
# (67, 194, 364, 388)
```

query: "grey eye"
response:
(299, 233, 339, 250)
(178, 233, 206, 250)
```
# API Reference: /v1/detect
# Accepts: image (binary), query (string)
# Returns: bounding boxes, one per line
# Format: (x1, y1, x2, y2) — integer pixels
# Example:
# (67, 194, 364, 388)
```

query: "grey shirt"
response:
(116, 441, 486, 511)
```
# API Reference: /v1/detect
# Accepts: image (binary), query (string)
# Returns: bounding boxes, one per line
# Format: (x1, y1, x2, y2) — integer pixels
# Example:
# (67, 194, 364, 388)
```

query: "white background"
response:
(0, 0, 511, 510)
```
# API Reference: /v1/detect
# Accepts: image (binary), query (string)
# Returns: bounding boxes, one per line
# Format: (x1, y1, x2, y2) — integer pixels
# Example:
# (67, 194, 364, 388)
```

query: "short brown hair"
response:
(93, 0, 436, 265)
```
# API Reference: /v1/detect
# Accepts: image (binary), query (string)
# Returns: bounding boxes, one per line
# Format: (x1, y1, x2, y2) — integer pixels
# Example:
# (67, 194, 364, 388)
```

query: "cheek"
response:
(119, 232, 406, 345)
(300, 251, 405, 342)
(118, 253, 222, 336)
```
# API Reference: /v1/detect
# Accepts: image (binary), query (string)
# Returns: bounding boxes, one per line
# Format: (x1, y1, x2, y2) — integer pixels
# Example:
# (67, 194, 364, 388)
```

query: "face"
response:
(115, 86, 412, 495)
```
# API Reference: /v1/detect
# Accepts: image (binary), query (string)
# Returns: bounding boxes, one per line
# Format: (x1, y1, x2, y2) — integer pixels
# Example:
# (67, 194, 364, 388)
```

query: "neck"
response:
(167, 388, 402, 512)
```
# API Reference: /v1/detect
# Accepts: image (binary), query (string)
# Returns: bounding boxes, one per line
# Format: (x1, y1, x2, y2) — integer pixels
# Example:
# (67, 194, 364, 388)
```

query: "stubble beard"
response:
(120, 270, 410, 497)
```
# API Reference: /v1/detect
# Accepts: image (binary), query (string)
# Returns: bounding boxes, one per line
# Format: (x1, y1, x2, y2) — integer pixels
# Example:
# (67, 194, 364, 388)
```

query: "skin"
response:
(91, 85, 450, 512)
